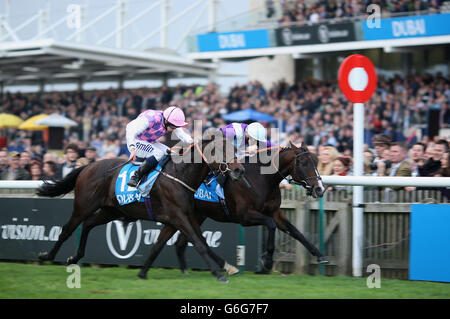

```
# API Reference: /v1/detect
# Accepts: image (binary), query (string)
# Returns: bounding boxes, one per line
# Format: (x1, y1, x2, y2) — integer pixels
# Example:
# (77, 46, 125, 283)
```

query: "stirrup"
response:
(127, 175, 140, 187)
(127, 156, 157, 188)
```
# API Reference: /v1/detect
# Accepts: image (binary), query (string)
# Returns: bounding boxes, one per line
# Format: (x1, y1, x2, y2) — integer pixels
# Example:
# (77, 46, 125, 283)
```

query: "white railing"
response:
(1, 176, 450, 189)
(323, 176, 450, 187)
(0, 181, 43, 189)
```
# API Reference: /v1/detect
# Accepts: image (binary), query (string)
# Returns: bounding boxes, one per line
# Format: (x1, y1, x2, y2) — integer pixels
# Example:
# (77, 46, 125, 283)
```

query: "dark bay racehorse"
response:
(36, 137, 244, 282)
(137, 142, 328, 279)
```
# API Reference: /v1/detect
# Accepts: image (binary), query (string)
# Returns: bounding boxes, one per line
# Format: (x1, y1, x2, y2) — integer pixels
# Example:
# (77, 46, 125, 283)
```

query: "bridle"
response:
(193, 142, 233, 176)
(257, 146, 322, 194)
(165, 142, 236, 191)
(290, 150, 323, 193)
(143, 142, 237, 193)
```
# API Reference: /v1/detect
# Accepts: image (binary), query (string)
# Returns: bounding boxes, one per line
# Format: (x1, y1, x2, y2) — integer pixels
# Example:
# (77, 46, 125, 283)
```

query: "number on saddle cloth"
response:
(115, 156, 167, 206)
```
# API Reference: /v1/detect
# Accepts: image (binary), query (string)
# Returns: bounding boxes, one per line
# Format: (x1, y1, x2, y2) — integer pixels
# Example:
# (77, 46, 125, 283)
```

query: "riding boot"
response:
(127, 156, 158, 188)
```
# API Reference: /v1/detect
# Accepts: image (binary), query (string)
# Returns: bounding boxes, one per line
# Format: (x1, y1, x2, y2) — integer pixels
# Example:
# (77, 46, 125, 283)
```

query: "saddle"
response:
(115, 156, 170, 206)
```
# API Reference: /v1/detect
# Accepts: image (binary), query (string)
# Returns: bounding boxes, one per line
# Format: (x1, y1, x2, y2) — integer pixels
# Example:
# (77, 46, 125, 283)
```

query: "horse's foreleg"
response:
(138, 225, 177, 279)
(273, 208, 328, 263)
(242, 209, 277, 274)
(188, 213, 240, 276)
(174, 232, 189, 274)
(67, 208, 117, 265)
(175, 223, 239, 276)
(174, 214, 228, 282)
(174, 213, 207, 274)
(175, 213, 233, 275)
(39, 214, 83, 261)
(260, 218, 277, 273)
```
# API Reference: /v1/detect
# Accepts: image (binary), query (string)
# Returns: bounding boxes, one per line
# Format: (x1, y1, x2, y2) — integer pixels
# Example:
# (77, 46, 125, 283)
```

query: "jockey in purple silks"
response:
(220, 122, 272, 158)
(126, 106, 193, 187)
(213, 122, 272, 196)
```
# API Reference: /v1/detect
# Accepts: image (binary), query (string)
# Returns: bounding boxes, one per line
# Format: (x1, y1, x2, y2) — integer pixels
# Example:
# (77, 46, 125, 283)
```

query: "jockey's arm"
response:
(126, 116, 149, 152)
(173, 127, 194, 144)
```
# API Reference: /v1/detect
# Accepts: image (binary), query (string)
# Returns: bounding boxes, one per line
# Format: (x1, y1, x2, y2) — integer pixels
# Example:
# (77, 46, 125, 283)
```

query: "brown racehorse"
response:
(137, 142, 328, 279)
(35, 137, 244, 282)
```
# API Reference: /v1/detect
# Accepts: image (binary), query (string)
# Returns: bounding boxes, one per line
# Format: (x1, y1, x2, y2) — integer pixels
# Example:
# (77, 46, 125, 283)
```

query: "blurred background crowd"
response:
(271, 0, 446, 26)
(0, 72, 449, 197)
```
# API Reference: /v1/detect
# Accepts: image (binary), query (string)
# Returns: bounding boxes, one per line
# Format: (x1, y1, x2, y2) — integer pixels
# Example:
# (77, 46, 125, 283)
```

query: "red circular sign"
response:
(338, 54, 377, 103)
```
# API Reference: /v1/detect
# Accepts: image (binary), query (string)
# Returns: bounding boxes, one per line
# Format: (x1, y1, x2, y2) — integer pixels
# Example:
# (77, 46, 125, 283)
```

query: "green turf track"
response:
(0, 262, 448, 299)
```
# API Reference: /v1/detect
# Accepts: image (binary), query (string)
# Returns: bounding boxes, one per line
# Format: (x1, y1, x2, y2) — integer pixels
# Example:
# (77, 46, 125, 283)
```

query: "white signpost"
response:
(338, 54, 377, 277)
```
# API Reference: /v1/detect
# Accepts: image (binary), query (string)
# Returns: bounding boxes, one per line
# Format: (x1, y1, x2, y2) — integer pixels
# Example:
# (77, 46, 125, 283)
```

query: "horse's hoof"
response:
(255, 258, 272, 274)
(138, 272, 147, 280)
(181, 269, 189, 275)
(223, 261, 239, 276)
(66, 257, 77, 265)
(226, 266, 239, 276)
(218, 275, 229, 283)
(38, 252, 49, 261)
(317, 256, 329, 264)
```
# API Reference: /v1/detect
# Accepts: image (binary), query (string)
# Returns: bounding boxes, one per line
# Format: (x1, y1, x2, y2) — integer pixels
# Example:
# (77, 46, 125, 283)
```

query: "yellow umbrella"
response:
(0, 113, 24, 128)
(18, 114, 49, 130)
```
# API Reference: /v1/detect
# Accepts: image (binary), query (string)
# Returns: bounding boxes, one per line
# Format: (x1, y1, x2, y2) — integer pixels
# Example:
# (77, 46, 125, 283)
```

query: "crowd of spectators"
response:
(318, 134, 450, 198)
(0, 72, 449, 197)
(269, 0, 446, 26)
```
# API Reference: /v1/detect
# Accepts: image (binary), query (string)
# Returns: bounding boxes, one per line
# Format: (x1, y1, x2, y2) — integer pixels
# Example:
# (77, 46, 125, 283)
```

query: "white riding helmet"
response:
(246, 122, 267, 143)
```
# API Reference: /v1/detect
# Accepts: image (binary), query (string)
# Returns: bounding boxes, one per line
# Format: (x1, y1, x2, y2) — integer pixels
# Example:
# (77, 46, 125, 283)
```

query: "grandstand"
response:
(189, 0, 450, 91)
(0, 0, 449, 159)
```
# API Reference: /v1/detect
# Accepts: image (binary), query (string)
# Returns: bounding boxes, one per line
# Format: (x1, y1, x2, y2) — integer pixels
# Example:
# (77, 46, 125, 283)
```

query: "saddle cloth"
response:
(194, 175, 225, 203)
(115, 157, 166, 206)
(115, 159, 224, 206)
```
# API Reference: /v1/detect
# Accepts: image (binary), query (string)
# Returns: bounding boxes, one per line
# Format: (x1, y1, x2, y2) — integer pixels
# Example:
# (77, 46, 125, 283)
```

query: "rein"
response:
(106, 159, 132, 173)
(194, 142, 232, 175)
(158, 141, 233, 193)
(249, 146, 289, 182)
(96, 141, 231, 194)
(171, 142, 232, 174)
(153, 168, 197, 192)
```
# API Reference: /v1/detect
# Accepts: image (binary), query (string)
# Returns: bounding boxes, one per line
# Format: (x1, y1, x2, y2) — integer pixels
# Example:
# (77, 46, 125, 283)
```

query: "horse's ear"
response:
(301, 141, 307, 149)
(289, 140, 298, 150)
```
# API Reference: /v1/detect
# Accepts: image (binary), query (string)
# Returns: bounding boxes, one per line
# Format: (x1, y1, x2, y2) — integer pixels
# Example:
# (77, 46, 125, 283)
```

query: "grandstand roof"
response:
(0, 39, 218, 86)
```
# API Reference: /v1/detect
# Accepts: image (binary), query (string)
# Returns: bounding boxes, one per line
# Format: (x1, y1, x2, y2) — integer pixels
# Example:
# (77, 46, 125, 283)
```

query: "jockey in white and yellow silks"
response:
(126, 106, 193, 187)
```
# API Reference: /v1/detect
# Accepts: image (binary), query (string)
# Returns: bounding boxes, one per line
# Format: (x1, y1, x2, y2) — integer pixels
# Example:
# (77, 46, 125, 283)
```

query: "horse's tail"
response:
(36, 166, 86, 198)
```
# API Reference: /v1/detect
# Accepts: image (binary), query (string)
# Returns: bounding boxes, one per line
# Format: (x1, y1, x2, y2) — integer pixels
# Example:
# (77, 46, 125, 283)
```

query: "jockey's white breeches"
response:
(134, 140, 169, 162)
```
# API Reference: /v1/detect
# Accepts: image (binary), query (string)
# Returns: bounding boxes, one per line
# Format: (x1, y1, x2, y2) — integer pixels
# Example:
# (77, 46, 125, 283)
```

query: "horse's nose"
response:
(314, 186, 324, 198)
